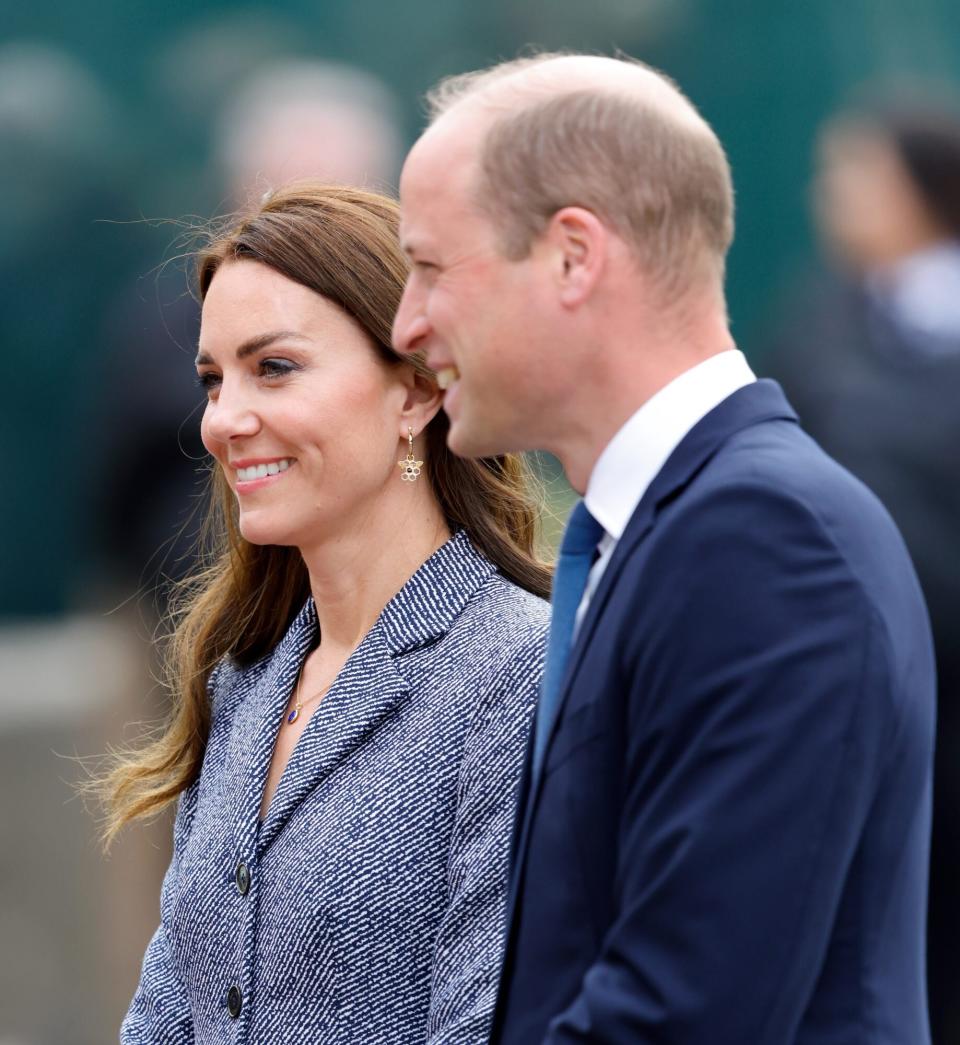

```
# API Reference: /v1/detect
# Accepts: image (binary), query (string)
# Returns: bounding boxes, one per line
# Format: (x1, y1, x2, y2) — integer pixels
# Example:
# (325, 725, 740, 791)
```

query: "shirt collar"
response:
(585, 349, 756, 540)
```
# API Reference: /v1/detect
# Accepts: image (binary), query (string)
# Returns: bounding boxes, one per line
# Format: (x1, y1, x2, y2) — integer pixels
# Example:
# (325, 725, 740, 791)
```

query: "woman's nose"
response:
(201, 382, 261, 448)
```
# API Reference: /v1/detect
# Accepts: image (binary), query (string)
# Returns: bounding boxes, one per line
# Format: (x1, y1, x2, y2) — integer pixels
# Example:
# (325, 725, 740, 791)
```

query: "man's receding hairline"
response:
(414, 52, 735, 305)
(431, 55, 708, 138)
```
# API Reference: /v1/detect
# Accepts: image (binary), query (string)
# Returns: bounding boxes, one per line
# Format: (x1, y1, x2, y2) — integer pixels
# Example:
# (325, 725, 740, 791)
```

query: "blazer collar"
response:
(230, 529, 496, 856)
(377, 529, 496, 654)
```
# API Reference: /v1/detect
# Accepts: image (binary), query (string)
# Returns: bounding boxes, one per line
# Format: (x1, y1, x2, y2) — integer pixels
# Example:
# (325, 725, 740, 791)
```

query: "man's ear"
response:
(398, 366, 444, 437)
(543, 206, 608, 308)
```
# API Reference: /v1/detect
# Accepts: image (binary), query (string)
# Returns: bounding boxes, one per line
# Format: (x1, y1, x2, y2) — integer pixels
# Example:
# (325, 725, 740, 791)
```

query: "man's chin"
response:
(445, 413, 510, 461)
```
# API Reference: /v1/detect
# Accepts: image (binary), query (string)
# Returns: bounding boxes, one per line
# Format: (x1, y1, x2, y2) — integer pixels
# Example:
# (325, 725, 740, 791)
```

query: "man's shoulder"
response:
(678, 415, 894, 537)
(619, 415, 922, 628)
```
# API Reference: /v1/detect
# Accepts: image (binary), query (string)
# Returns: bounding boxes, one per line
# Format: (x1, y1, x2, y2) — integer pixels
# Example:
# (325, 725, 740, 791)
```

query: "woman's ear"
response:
(398, 366, 443, 437)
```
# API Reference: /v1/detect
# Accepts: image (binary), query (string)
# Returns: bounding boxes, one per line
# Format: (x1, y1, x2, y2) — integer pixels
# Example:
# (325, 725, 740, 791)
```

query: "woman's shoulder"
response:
(439, 572, 548, 733)
(477, 571, 550, 626)
(455, 570, 550, 661)
(404, 529, 550, 654)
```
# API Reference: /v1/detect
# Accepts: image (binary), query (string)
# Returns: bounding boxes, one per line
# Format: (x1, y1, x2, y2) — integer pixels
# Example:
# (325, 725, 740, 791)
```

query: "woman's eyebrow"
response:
(194, 330, 311, 367)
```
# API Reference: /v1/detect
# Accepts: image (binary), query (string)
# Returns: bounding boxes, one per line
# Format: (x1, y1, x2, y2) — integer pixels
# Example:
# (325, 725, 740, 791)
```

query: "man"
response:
(393, 53, 935, 1044)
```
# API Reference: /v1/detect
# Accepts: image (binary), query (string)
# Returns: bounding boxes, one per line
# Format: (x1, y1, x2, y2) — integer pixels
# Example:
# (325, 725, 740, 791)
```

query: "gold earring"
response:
(398, 426, 423, 482)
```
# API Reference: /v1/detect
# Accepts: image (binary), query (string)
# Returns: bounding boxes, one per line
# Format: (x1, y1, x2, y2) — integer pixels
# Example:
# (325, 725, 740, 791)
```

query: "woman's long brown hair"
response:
(98, 183, 552, 843)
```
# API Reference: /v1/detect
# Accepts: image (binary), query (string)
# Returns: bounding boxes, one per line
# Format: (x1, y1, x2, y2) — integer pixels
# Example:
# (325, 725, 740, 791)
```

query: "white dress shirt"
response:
(574, 349, 756, 633)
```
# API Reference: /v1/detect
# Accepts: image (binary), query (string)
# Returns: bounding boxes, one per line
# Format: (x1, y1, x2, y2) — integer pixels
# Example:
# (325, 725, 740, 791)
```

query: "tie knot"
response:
(560, 501, 604, 557)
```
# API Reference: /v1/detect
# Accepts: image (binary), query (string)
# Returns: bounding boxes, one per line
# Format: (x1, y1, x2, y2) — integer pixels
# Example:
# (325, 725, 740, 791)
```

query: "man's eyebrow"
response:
(194, 330, 310, 367)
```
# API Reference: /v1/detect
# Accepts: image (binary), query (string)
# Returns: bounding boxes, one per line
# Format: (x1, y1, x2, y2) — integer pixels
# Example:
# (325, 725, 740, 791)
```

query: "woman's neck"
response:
(298, 484, 451, 655)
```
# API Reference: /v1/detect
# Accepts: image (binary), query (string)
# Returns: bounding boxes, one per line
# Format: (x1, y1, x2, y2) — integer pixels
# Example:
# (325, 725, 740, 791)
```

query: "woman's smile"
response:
(232, 456, 296, 493)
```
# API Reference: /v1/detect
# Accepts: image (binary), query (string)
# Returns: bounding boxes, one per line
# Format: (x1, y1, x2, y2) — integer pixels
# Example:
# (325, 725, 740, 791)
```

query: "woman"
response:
(107, 183, 551, 1043)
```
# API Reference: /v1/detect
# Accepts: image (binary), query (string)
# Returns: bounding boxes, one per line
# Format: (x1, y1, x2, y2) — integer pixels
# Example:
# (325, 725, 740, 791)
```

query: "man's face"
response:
(392, 116, 554, 459)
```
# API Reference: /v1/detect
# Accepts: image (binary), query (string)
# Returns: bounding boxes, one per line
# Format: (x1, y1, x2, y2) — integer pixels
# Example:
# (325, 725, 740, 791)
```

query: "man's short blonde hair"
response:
(426, 53, 735, 301)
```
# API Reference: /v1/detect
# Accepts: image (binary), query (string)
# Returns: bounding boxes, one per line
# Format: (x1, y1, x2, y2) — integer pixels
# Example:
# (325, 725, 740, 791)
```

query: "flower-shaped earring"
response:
(398, 427, 423, 482)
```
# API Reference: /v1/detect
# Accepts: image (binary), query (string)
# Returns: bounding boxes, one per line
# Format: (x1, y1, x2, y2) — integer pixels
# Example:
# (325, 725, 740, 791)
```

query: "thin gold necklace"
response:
(286, 670, 335, 726)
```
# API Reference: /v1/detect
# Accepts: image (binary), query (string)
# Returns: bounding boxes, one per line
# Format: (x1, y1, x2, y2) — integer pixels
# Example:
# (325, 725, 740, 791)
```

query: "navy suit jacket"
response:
(492, 381, 935, 1044)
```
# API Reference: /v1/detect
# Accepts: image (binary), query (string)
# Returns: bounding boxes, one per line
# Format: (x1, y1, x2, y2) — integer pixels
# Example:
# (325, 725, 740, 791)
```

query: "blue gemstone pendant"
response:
(287, 708, 299, 725)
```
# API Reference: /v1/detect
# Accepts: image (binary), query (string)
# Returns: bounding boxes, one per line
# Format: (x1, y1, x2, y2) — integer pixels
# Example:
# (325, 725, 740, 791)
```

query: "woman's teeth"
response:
(236, 459, 292, 481)
(436, 366, 460, 390)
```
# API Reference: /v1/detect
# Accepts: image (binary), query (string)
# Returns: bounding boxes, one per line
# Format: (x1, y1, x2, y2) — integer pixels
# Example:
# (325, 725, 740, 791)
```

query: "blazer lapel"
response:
(229, 600, 319, 865)
(257, 625, 410, 851)
(225, 530, 496, 858)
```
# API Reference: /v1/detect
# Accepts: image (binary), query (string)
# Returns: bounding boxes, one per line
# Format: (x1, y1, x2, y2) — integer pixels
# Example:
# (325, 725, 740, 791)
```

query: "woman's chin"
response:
(238, 514, 295, 548)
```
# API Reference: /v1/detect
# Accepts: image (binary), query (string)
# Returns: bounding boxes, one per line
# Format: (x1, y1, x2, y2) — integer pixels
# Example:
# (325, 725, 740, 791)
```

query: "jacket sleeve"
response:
(120, 919, 194, 1044)
(120, 661, 233, 1043)
(545, 484, 895, 1043)
(121, 666, 239, 1043)
(120, 784, 199, 1043)
(425, 624, 546, 1045)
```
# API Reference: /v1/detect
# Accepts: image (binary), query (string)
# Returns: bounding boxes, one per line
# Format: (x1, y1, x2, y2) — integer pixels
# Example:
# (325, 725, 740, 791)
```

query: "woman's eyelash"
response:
(195, 359, 299, 390)
(259, 358, 299, 377)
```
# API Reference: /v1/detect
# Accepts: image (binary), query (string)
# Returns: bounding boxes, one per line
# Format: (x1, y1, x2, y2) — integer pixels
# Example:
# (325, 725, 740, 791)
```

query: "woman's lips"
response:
(233, 458, 295, 493)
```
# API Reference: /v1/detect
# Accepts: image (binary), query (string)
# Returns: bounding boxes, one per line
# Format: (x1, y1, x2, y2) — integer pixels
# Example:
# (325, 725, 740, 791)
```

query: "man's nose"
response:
(392, 284, 431, 356)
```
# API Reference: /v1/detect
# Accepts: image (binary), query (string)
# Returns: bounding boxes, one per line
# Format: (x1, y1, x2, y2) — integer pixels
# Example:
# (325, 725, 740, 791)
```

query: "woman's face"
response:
(197, 259, 412, 549)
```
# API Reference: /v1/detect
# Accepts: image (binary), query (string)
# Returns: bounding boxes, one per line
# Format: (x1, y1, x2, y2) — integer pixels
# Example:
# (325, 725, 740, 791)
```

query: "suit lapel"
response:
(510, 381, 799, 878)
(536, 380, 798, 783)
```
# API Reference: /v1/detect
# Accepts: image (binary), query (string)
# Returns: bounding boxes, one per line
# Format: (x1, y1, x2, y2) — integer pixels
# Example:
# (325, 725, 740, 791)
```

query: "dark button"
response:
(235, 861, 250, 896)
(227, 985, 242, 1018)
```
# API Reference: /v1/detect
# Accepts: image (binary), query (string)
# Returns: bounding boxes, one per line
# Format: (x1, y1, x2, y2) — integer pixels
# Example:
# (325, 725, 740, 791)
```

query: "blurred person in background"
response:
(94, 59, 404, 605)
(0, 41, 133, 616)
(110, 183, 549, 1043)
(215, 59, 403, 202)
(762, 95, 960, 1044)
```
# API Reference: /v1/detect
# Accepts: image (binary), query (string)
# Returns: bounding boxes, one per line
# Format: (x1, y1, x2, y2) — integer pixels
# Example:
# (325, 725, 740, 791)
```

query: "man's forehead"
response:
(404, 112, 483, 188)
(399, 119, 485, 237)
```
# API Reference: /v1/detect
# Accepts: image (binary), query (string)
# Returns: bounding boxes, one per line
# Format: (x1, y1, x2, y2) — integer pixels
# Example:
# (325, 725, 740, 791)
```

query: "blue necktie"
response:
(533, 500, 604, 776)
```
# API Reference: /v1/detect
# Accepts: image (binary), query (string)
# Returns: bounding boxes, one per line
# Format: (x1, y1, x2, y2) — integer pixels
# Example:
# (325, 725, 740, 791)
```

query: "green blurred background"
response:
(5, 0, 960, 614)
(2, 2, 959, 1042)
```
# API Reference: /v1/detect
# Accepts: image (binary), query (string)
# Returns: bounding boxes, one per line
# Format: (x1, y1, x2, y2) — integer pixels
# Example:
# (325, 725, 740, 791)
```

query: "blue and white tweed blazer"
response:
(121, 531, 548, 1044)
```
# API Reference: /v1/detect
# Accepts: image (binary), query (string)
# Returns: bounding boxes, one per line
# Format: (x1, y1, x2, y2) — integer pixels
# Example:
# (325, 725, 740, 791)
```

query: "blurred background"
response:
(2, 2, 959, 1042)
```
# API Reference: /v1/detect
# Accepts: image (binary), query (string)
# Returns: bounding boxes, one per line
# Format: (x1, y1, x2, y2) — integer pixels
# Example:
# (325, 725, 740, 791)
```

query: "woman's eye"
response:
(259, 358, 298, 378)
(196, 372, 221, 392)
